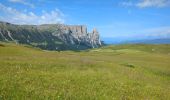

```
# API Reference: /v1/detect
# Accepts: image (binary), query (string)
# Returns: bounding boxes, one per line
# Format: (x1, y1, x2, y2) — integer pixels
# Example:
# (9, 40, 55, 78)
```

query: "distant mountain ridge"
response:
(123, 38, 170, 44)
(0, 21, 102, 50)
(103, 37, 170, 44)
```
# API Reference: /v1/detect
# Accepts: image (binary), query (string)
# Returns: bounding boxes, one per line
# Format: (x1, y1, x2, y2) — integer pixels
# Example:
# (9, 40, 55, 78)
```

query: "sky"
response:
(0, 0, 170, 43)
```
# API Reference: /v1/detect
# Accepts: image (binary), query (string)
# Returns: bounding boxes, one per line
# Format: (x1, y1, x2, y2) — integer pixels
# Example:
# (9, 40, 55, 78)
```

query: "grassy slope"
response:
(0, 43, 170, 100)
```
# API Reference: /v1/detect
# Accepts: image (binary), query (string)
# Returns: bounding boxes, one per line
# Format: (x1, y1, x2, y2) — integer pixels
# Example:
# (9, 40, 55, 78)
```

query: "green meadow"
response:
(0, 43, 170, 100)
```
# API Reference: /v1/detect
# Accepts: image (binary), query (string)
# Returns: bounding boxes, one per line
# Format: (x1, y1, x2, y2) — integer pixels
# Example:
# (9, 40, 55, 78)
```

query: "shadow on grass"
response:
(0, 43, 5, 47)
(121, 63, 135, 68)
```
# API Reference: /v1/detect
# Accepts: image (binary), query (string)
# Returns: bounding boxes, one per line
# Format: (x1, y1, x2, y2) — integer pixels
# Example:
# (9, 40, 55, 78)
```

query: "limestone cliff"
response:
(0, 21, 102, 50)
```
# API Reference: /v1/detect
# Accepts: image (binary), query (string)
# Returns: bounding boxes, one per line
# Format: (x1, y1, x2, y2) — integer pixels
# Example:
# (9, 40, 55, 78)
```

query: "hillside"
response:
(0, 21, 101, 50)
(0, 42, 170, 99)
(98, 44, 170, 54)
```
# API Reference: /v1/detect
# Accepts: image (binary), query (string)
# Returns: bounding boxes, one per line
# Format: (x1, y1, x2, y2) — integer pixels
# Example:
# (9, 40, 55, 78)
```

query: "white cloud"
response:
(0, 3, 65, 25)
(120, 1, 134, 7)
(130, 26, 170, 39)
(144, 26, 170, 37)
(137, 0, 170, 8)
(9, 0, 34, 8)
(121, 0, 170, 8)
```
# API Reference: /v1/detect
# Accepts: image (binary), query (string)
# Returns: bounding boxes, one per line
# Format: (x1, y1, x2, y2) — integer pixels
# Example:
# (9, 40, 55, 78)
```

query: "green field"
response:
(0, 43, 170, 100)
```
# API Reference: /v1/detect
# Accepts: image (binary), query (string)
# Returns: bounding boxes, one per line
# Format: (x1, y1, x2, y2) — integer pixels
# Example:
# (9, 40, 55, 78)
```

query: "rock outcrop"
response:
(0, 21, 102, 50)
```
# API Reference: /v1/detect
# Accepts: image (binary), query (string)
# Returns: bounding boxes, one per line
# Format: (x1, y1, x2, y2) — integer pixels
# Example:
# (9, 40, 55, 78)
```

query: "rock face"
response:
(0, 21, 102, 50)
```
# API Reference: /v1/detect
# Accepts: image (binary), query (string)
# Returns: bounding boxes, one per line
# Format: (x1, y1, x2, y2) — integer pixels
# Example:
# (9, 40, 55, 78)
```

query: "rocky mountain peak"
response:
(0, 21, 102, 50)
(92, 28, 98, 34)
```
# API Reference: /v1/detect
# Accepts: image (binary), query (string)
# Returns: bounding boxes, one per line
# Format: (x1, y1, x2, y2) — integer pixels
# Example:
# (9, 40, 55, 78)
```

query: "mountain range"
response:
(0, 21, 102, 50)
(103, 37, 170, 44)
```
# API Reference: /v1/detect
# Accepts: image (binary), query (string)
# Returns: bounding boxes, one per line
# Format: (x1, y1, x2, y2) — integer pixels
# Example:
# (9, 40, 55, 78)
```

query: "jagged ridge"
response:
(0, 21, 101, 50)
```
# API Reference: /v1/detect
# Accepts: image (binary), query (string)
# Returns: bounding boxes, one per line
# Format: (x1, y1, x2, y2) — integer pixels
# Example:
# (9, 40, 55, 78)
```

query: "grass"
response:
(0, 42, 170, 100)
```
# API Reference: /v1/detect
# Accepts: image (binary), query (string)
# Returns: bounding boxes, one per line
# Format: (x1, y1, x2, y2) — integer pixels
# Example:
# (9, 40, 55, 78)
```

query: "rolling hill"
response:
(0, 42, 170, 99)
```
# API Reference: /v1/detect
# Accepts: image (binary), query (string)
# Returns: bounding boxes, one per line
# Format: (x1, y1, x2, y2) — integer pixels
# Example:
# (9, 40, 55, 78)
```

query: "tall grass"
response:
(0, 43, 170, 99)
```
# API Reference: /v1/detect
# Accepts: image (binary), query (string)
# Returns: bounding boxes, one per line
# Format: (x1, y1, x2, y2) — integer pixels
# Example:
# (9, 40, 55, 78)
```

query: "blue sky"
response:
(0, 0, 170, 43)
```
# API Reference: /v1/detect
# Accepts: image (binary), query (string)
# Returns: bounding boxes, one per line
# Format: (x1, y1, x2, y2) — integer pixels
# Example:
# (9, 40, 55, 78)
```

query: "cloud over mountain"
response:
(0, 3, 65, 25)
